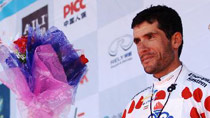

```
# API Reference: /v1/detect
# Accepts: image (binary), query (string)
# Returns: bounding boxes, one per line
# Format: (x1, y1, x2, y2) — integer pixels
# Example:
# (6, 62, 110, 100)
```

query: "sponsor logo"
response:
(142, 95, 152, 102)
(0, 0, 11, 11)
(108, 34, 133, 68)
(108, 34, 133, 56)
(104, 112, 122, 118)
(63, 0, 87, 27)
(148, 110, 173, 118)
(187, 73, 210, 87)
(143, 105, 149, 110)
(73, 107, 85, 118)
(142, 99, 151, 107)
(142, 89, 157, 102)
(22, 5, 48, 35)
(63, 0, 86, 18)
(132, 86, 153, 99)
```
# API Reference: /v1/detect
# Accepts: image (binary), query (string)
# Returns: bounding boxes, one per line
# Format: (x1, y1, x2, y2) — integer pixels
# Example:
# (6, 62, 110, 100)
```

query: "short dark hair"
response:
(131, 5, 183, 57)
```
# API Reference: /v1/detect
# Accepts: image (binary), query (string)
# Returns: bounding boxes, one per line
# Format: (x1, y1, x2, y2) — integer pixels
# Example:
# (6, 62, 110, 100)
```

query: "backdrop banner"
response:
(0, 0, 210, 118)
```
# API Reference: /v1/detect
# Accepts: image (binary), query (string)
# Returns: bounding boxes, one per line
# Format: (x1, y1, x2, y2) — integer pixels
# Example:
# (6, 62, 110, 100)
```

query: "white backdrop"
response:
(0, 0, 210, 118)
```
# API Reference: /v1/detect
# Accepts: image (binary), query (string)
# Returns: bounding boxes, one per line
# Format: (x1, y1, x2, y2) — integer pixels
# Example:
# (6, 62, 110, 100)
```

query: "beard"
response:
(141, 43, 175, 75)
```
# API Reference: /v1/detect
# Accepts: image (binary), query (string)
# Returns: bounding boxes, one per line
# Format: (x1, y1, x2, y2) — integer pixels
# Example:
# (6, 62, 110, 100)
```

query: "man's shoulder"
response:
(181, 70, 210, 100)
(123, 85, 153, 118)
(124, 85, 152, 110)
(131, 85, 152, 100)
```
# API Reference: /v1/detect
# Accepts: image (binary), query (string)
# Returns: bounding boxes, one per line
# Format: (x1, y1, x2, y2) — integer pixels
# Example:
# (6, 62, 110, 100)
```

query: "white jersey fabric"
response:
(122, 65, 210, 118)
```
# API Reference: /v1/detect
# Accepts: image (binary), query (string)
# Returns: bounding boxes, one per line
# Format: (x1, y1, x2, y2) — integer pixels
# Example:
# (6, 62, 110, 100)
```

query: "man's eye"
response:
(147, 34, 153, 39)
(134, 38, 140, 44)
(148, 35, 152, 39)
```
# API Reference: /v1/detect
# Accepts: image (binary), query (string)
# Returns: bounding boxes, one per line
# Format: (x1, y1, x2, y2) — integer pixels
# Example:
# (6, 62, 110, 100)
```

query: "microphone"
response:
(167, 84, 177, 92)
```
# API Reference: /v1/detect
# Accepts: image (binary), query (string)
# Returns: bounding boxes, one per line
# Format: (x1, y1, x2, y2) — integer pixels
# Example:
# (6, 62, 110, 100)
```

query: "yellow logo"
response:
(141, 94, 152, 102)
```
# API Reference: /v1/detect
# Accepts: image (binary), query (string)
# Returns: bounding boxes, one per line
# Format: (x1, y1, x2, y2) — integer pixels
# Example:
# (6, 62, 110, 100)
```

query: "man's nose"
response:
(137, 41, 149, 55)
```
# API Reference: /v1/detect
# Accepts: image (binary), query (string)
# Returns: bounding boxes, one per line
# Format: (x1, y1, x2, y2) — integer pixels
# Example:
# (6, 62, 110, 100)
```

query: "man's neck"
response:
(153, 60, 182, 79)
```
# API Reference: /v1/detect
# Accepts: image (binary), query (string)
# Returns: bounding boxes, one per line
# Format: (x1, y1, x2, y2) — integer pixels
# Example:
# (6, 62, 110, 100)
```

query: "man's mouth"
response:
(141, 55, 154, 64)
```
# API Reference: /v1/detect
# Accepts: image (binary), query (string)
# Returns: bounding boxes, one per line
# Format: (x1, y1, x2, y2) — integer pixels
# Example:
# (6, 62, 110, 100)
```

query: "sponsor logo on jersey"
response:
(148, 110, 173, 118)
(187, 73, 210, 87)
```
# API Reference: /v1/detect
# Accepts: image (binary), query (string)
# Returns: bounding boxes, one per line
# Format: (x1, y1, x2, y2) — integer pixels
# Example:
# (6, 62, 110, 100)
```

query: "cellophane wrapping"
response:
(0, 27, 88, 118)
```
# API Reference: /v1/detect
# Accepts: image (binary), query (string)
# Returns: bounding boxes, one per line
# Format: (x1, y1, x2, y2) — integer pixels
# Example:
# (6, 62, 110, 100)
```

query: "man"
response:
(122, 5, 210, 118)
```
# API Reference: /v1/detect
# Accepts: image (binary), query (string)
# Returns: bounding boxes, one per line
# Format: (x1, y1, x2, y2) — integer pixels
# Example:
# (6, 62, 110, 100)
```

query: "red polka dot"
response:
(155, 90, 166, 100)
(204, 96, 210, 111)
(135, 96, 144, 109)
(182, 87, 192, 99)
(193, 88, 203, 102)
(128, 100, 135, 114)
(122, 109, 127, 118)
(190, 107, 199, 118)
(200, 113, 206, 118)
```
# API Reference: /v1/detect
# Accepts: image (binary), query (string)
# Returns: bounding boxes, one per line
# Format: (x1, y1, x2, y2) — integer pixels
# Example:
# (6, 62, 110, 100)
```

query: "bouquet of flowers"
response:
(0, 27, 88, 118)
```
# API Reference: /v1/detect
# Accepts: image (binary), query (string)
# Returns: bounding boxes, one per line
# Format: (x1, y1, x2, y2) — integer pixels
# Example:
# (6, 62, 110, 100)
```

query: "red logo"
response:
(64, 0, 86, 18)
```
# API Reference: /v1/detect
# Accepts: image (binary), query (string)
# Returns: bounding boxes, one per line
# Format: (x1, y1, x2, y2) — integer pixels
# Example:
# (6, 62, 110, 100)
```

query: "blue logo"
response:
(148, 110, 173, 118)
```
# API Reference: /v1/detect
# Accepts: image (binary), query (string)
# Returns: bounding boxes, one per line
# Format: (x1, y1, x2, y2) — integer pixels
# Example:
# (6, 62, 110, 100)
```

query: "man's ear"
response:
(171, 32, 182, 49)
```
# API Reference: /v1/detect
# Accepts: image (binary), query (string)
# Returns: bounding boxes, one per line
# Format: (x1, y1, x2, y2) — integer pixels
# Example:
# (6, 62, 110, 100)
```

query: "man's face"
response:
(133, 21, 175, 75)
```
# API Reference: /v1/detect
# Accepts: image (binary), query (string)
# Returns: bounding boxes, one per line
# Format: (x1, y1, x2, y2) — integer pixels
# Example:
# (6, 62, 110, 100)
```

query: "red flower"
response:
(14, 36, 27, 54)
(80, 54, 89, 64)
